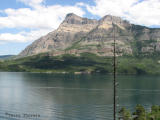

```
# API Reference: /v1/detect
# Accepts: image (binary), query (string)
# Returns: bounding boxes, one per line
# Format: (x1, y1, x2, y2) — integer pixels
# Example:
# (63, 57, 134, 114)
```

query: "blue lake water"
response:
(0, 72, 160, 120)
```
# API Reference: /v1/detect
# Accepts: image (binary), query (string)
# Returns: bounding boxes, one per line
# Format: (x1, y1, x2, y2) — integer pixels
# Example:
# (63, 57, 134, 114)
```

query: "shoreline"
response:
(1, 71, 160, 75)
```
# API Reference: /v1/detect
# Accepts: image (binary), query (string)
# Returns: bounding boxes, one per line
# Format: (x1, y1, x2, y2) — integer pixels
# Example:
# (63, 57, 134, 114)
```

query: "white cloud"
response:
(0, 28, 52, 43)
(0, 5, 84, 29)
(0, 5, 85, 29)
(86, 0, 160, 26)
(17, 0, 44, 7)
(0, 0, 85, 43)
(0, 33, 26, 42)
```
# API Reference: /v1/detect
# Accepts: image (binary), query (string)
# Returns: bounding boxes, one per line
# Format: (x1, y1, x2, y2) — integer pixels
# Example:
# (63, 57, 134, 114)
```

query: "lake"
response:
(0, 72, 160, 120)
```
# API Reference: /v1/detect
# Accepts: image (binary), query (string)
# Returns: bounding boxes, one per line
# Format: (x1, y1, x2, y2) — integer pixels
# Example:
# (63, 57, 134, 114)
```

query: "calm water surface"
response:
(0, 72, 160, 120)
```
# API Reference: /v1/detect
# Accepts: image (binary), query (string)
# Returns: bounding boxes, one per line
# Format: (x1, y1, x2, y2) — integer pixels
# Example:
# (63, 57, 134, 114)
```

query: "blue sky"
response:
(0, 0, 160, 55)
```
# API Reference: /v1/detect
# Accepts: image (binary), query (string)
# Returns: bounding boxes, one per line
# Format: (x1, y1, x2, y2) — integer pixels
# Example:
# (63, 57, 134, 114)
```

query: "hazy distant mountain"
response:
(19, 13, 160, 58)
(0, 55, 15, 60)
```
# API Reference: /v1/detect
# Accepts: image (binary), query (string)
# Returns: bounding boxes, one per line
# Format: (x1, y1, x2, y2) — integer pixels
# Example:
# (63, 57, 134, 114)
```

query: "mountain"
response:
(1, 14, 160, 74)
(0, 55, 15, 60)
(19, 13, 160, 58)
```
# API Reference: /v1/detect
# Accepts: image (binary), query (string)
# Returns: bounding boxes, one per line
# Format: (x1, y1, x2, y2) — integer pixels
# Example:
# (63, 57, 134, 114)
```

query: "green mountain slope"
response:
(1, 53, 160, 74)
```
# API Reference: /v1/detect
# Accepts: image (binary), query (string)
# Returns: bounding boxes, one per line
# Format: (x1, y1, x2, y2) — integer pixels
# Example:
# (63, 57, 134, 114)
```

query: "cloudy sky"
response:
(0, 0, 160, 55)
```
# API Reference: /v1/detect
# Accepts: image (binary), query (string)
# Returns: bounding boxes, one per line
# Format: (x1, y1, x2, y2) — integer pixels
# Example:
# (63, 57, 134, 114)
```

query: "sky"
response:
(0, 0, 160, 55)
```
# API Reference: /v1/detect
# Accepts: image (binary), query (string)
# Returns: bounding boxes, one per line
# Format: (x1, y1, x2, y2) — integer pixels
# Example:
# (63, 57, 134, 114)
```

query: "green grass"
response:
(65, 37, 86, 51)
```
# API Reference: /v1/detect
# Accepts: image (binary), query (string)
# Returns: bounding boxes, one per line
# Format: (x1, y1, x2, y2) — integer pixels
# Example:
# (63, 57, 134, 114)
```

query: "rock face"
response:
(19, 13, 160, 57)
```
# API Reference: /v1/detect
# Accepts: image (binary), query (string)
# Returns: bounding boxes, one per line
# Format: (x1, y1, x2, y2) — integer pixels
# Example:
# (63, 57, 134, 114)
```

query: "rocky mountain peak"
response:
(65, 13, 79, 18)
(63, 13, 98, 25)
(98, 15, 130, 29)
(18, 13, 160, 58)
(65, 13, 81, 20)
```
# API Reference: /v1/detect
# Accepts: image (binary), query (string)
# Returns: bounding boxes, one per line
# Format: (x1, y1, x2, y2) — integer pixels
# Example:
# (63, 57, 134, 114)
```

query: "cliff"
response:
(19, 13, 160, 57)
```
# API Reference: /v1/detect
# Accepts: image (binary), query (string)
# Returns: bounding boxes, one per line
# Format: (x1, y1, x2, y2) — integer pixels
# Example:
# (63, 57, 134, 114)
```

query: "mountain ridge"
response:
(19, 13, 160, 58)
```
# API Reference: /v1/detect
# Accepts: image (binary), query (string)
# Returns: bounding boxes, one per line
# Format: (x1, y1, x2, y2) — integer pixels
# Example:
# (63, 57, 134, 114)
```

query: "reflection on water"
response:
(0, 72, 160, 120)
